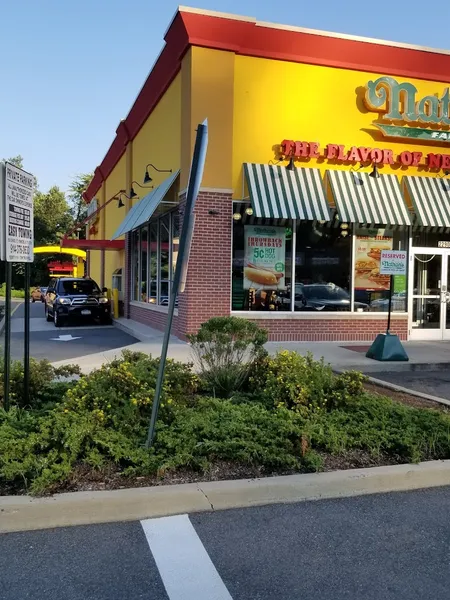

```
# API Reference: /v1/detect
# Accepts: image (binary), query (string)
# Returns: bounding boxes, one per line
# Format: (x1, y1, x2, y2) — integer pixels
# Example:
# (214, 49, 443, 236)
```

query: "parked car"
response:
(44, 277, 111, 327)
(283, 283, 368, 312)
(30, 287, 45, 303)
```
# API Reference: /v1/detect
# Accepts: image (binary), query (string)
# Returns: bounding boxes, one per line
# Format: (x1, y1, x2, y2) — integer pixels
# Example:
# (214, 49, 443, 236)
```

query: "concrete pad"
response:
(2, 460, 450, 533)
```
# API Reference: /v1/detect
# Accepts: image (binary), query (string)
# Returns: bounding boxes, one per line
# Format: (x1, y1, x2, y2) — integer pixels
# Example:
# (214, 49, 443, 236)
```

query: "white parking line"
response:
(141, 514, 233, 600)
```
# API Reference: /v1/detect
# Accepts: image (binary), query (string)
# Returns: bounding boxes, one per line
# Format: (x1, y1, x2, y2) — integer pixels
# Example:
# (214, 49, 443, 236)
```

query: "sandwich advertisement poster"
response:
(244, 225, 286, 290)
(354, 229, 393, 291)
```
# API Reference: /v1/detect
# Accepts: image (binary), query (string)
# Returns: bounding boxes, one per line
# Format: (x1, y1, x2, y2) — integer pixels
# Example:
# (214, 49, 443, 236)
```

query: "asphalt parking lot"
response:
(0, 300, 138, 362)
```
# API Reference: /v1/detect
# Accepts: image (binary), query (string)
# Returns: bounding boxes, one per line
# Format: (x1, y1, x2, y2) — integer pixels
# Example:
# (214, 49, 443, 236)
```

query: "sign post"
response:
(145, 120, 208, 449)
(1, 162, 35, 409)
(366, 250, 409, 362)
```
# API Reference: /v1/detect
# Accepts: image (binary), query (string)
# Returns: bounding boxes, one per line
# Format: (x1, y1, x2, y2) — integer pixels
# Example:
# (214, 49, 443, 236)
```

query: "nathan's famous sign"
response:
(364, 76, 450, 143)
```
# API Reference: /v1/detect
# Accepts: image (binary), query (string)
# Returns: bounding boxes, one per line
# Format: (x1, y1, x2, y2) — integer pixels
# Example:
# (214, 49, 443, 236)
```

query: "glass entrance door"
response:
(410, 250, 450, 340)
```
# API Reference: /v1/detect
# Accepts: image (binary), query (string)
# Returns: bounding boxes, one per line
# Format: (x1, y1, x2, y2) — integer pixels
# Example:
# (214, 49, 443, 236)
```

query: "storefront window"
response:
(172, 212, 180, 279)
(149, 222, 158, 303)
(159, 214, 170, 304)
(354, 227, 408, 312)
(140, 227, 148, 302)
(231, 204, 408, 314)
(131, 230, 140, 301)
(130, 210, 178, 307)
(232, 204, 292, 311)
(294, 221, 351, 312)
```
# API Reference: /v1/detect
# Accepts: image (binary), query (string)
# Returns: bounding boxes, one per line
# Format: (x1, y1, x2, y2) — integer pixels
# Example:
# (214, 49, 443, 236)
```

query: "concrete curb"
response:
(2, 460, 450, 533)
(365, 374, 450, 407)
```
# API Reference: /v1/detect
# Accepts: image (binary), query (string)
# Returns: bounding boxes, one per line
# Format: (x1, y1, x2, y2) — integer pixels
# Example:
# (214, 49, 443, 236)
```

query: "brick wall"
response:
(177, 190, 233, 336)
(245, 317, 408, 342)
(129, 303, 179, 335)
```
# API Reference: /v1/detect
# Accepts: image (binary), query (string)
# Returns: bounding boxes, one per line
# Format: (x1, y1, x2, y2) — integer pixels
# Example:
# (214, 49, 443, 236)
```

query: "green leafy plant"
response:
(256, 351, 335, 415)
(188, 316, 268, 398)
(0, 356, 81, 409)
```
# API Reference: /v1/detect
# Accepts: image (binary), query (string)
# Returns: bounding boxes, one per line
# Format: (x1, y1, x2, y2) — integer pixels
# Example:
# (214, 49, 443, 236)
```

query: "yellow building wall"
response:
(181, 47, 235, 191)
(232, 56, 450, 197)
(132, 74, 182, 195)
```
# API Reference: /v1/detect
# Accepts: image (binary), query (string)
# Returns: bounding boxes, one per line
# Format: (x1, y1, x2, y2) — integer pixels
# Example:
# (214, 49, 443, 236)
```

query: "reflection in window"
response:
(140, 227, 148, 302)
(172, 212, 180, 281)
(354, 227, 408, 313)
(131, 230, 140, 301)
(231, 205, 291, 311)
(159, 215, 170, 304)
(149, 223, 158, 303)
(231, 203, 409, 314)
(130, 210, 179, 307)
(294, 221, 352, 312)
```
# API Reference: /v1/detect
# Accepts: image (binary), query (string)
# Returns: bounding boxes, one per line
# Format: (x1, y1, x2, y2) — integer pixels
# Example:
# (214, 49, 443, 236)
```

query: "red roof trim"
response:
(85, 9, 450, 202)
(61, 239, 125, 251)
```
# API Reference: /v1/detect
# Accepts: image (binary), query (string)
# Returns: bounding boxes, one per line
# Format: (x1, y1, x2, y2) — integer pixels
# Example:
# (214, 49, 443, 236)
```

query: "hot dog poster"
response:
(354, 229, 393, 291)
(244, 226, 286, 290)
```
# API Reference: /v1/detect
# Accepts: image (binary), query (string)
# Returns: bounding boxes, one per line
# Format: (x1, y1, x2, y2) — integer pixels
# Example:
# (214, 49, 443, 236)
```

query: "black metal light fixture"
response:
(369, 163, 380, 178)
(285, 154, 295, 171)
(130, 180, 154, 199)
(143, 163, 172, 184)
(117, 196, 125, 208)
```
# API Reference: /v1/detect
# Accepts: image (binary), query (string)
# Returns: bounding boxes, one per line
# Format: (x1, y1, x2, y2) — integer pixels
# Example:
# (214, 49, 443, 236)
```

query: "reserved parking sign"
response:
(380, 250, 407, 276)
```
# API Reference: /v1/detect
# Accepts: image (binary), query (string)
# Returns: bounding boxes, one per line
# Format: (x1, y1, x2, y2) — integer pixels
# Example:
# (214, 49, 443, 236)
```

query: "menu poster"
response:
(244, 225, 286, 290)
(354, 228, 393, 291)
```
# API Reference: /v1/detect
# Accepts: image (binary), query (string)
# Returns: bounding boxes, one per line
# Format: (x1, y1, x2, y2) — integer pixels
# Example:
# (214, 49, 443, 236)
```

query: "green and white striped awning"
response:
(404, 175, 450, 227)
(243, 163, 331, 221)
(326, 170, 411, 226)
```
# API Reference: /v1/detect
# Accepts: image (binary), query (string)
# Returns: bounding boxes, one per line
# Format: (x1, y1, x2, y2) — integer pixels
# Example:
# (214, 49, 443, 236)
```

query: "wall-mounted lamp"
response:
(285, 153, 295, 171)
(232, 212, 242, 221)
(340, 223, 349, 230)
(245, 207, 253, 216)
(208, 209, 220, 215)
(341, 230, 349, 237)
(117, 197, 125, 208)
(143, 163, 172, 184)
(440, 170, 450, 178)
(130, 180, 154, 199)
(369, 163, 380, 179)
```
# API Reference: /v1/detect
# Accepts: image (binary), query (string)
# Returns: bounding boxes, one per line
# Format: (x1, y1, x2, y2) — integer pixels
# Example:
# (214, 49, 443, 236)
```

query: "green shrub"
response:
(0, 283, 25, 298)
(62, 350, 198, 431)
(255, 351, 335, 415)
(188, 316, 268, 398)
(252, 351, 368, 415)
(155, 398, 303, 473)
(304, 393, 450, 462)
(0, 357, 81, 409)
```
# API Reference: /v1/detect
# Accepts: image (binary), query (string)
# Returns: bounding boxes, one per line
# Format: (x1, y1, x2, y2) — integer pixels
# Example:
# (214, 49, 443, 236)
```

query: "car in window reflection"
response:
(369, 293, 407, 312)
(288, 283, 368, 312)
(159, 297, 179, 307)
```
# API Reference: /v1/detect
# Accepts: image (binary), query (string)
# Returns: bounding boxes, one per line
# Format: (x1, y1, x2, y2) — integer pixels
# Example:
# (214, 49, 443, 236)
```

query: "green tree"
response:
(68, 172, 93, 224)
(2, 155, 24, 168)
(34, 186, 73, 245)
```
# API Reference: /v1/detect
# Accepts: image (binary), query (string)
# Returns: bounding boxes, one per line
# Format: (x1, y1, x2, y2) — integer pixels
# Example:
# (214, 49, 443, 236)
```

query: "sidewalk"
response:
(50, 316, 450, 376)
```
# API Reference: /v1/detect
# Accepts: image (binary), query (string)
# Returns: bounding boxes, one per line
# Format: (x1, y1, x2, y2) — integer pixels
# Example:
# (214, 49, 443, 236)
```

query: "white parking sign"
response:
(2, 162, 34, 262)
(380, 250, 407, 276)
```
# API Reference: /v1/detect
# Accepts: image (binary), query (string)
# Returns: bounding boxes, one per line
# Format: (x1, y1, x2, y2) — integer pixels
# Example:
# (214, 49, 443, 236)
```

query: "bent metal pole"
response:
(145, 120, 208, 449)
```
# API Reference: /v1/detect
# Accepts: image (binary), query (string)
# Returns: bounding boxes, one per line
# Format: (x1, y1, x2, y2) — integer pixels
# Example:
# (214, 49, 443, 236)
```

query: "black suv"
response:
(44, 277, 112, 327)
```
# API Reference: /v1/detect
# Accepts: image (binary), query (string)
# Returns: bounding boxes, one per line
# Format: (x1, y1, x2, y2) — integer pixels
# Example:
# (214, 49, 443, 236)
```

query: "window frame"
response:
(230, 201, 409, 316)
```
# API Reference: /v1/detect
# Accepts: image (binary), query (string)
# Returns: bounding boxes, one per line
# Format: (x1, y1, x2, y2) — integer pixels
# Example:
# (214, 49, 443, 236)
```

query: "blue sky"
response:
(0, 0, 449, 194)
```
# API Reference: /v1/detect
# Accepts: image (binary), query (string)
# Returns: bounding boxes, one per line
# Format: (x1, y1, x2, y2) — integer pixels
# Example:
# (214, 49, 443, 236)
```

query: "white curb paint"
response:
(141, 514, 233, 600)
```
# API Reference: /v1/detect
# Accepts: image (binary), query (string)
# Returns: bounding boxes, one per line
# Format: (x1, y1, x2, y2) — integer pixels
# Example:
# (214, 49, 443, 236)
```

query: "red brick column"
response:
(177, 190, 233, 337)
